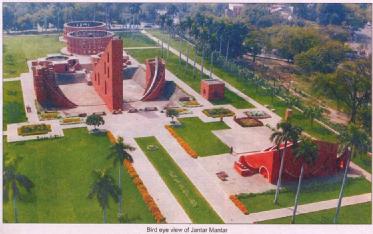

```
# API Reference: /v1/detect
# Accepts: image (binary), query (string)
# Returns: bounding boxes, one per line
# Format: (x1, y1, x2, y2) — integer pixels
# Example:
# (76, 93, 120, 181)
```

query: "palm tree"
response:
(88, 168, 121, 223)
(107, 137, 135, 218)
(3, 155, 34, 223)
(303, 106, 324, 127)
(270, 121, 303, 205)
(333, 124, 370, 224)
(291, 137, 318, 224)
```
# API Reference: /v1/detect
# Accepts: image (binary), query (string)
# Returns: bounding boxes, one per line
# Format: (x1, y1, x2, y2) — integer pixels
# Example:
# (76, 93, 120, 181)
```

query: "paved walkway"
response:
(247, 193, 371, 223)
(125, 46, 160, 50)
(127, 138, 191, 223)
(20, 62, 39, 123)
(3, 77, 21, 82)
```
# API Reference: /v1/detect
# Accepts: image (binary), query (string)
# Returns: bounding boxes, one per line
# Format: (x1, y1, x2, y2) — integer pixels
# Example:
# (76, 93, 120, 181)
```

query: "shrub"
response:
(17, 124, 52, 136)
(165, 125, 198, 158)
(229, 195, 249, 215)
(123, 160, 166, 223)
(203, 108, 235, 118)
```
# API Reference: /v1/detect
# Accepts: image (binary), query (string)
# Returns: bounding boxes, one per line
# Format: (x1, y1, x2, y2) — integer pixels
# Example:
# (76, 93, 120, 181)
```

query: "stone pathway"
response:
(125, 46, 160, 50)
(247, 193, 371, 223)
(126, 138, 191, 223)
(3, 77, 21, 81)
(6, 120, 64, 142)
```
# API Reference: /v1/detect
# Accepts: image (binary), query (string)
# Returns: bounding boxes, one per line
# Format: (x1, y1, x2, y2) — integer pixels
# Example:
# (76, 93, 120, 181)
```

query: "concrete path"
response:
(116, 134, 191, 223)
(125, 46, 160, 50)
(247, 193, 371, 223)
(19, 62, 39, 123)
(3, 77, 21, 82)
(155, 131, 248, 223)
(350, 162, 372, 182)
(142, 30, 282, 128)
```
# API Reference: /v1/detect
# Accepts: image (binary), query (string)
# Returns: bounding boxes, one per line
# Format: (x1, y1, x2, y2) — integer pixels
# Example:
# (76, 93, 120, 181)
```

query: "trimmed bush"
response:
(17, 124, 51, 136)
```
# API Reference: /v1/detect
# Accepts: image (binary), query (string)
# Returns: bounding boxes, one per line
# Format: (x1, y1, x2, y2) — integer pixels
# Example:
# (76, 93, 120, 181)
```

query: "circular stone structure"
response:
(46, 55, 69, 62)
(63, 21, 106, 39)
(66, 30, 114, 55)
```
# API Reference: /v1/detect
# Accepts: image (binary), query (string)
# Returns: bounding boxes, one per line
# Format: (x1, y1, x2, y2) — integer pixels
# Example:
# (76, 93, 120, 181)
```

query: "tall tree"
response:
(243, 30, 264, 63)
(313, 58, 371, 123)
(88, 168, 120, 223)
(270, 122, 303, 205)
(291, 137, 318, 224)
(302, 106, 324, 127)
(333, 124, 370, 224)
(107, 137, 135, 219)
(3, 155, 34, 223)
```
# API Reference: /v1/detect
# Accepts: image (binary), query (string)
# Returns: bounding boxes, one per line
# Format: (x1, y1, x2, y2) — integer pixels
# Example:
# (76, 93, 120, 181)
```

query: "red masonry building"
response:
(200, 79, 225, 100)
(141, 58, 166, 101)
(66, 30, 114, 55)
(63, 21, 107, 39)
(91, 37, 123, 111)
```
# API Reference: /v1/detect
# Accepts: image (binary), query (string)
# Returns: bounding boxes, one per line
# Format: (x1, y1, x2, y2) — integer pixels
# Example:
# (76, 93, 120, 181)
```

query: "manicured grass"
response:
(352, 153, 372, 173)
(171, 117, 230, 156)
(126, 48, 254, 109)
(3, 35, 64, 78)
(3, 128, 155, 223)
(146, 31, 338, 143)
(259, 202, 372, 224)
(135, 136, 223, 224)
(118, 32, 158, 47)
(3, 81, 27, 130)
(237, 177, 371, 213)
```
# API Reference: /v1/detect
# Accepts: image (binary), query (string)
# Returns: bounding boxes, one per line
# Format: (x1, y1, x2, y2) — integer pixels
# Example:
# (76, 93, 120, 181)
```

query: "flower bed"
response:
(229, 195, 249, 215)
(179, 100, 201, 108)
(40, 111, 60, 120)
(106, 131, 116, 144)
(165, 125, 198, 158)
(124, 160, 166, 223)
(60, 117, 81, 125)
(244, 110, 271, 119)
(17, 124, 52, 136)
(234, 117, 263, 127)
(202, 108, 235, 118)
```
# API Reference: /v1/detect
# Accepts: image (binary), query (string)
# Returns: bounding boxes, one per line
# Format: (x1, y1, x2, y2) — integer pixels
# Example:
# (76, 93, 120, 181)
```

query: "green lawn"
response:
(126, 48, 254, 109)
(259, 202, 372, 224)
(3, 81, 27, 130)
(146, 30, 337, 143)
(135, 136, 223, 224)
(353, 153, 372, 173)
(117, 32, 158, 47)
(170, 117, 230, 156)
(237, 177, 371, 213)
(3, 128, 155, 223)
(3, 35, 64, 78)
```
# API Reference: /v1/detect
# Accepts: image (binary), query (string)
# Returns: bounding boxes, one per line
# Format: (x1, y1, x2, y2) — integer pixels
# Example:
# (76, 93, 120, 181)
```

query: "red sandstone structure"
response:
(63, 21, 107, 39)
(91, 37, 123, 111)
(201, 79, 225, 100)
(32, 62, 77, 109)
(234, 141, 349, 184)
(66, 30, 114, 55)
(141, 58, 166, 101)
(33, 55, 81, 73)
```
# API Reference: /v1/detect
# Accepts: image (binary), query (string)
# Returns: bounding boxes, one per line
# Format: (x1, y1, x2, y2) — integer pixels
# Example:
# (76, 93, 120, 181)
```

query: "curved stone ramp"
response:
(140, 57, 166, 101)
(43, 72, 78, 109)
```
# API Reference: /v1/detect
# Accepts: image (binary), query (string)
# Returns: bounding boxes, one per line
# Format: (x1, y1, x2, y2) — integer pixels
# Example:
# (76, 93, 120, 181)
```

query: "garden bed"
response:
(60, 117, 82, 125)
(244, 110, 271, 119)
(179, 100, 201, 108)
(234, 117, 263, 127)
(202, 108, 235, 118)
(17, 124, 52, 136)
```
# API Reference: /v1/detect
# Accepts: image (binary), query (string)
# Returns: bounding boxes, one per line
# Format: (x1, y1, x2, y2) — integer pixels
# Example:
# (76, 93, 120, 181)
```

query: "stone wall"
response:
(91, 38, 123, 111)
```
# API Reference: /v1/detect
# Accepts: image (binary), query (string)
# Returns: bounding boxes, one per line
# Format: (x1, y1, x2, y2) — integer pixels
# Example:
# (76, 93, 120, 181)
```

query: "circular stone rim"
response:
(67, 30, 114, 39)
(64, 21, 106, 28)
